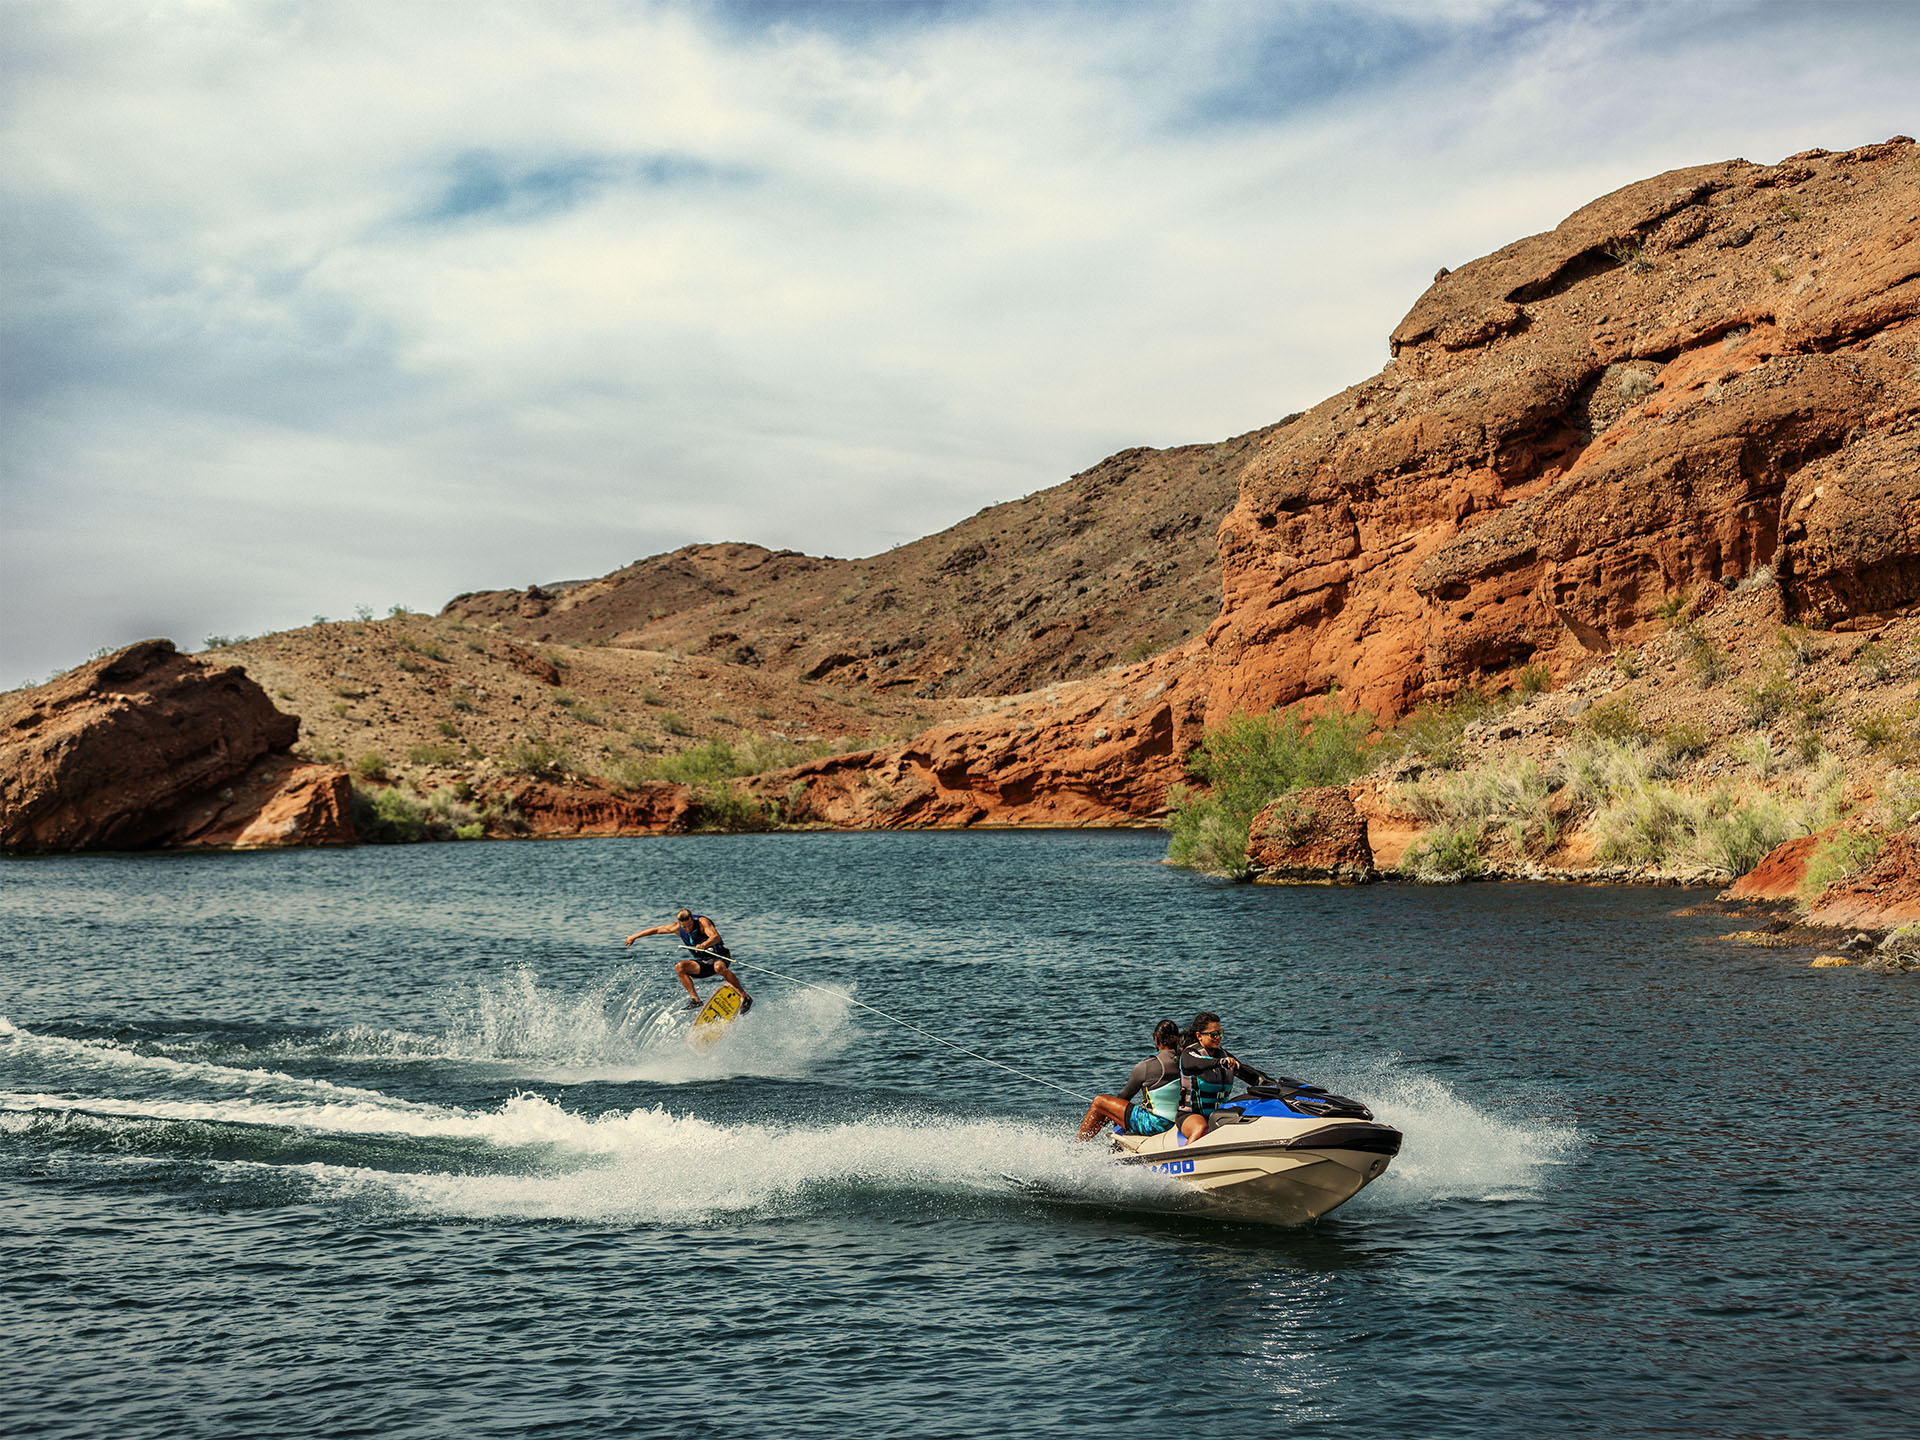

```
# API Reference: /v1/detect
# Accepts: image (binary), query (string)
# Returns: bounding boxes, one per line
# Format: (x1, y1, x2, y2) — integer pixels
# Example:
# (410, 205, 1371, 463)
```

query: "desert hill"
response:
(438, 424, 1283, 698)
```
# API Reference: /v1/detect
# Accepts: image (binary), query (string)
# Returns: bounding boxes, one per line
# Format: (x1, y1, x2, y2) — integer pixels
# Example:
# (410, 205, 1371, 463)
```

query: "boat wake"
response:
(1, 1016, 1579, 1228)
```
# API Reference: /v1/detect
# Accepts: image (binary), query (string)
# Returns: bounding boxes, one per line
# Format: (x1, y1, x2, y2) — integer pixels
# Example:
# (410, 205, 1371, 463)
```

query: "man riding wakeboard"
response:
(625, 908, 753, 1012)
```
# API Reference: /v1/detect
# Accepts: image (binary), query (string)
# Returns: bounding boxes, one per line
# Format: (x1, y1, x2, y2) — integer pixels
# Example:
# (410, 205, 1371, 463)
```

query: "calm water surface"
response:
(3, 832, 1915, 1438)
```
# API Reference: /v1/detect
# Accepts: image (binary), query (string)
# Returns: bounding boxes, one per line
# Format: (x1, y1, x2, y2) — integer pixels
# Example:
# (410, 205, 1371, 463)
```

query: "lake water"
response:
(3, 832, 1915, 1438)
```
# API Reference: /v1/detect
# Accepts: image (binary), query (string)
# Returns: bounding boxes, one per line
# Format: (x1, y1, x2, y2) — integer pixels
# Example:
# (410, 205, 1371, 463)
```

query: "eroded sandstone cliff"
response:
(0, 640, 353, 852)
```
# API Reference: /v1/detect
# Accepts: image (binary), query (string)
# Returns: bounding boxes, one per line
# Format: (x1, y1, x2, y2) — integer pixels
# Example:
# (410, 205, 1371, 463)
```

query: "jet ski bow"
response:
(1108, 1079, 1401, 1225)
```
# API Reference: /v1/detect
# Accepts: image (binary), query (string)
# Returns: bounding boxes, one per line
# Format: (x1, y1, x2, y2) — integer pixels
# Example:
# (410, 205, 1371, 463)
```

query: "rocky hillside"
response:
(439, 425, 1280, 698)
(740, 137, 1920, 831)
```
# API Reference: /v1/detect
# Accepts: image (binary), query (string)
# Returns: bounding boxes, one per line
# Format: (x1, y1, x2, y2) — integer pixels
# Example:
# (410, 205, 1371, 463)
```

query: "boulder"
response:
(1246, 785, 1374, 883)
(0, 640, 354, 852)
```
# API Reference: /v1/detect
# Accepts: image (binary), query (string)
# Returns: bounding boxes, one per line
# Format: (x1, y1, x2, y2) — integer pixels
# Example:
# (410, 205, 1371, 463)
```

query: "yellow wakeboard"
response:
(689, 985, 744, 1047)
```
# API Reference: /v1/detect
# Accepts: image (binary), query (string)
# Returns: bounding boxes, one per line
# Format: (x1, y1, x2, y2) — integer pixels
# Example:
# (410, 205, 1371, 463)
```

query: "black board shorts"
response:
(685, 945, 731, 977)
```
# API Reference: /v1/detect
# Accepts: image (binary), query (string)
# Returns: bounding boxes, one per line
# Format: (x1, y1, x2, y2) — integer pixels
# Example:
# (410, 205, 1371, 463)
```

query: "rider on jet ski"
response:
(1077, 1020, 1183, 1140)
(1176, 1011, 1277, 1144)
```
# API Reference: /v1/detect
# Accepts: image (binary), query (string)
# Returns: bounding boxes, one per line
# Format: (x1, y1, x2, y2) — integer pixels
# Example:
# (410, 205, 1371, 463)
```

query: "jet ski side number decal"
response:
(1149, 1160, 1195, 1175)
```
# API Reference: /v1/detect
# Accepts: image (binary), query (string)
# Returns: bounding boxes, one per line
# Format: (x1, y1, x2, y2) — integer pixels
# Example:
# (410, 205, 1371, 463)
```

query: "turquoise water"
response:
(3, 832, 1915, 1438)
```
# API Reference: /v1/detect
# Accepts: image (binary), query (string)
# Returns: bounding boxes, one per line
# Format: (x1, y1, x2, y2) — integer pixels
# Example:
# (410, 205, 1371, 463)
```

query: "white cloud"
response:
(4, 0, 1917, 686)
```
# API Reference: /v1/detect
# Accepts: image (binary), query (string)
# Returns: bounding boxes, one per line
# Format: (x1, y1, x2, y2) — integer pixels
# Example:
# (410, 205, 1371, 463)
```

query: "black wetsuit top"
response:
(1178, 1044, 1276, 1116)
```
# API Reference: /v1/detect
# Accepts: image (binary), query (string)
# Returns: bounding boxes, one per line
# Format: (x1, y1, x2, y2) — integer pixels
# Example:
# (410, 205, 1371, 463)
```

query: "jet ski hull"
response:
(1109, 1112, 1401, 1226)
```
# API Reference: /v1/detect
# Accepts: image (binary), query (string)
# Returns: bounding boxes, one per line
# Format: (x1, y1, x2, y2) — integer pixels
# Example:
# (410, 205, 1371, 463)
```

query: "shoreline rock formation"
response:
(0, 641, 353, 853)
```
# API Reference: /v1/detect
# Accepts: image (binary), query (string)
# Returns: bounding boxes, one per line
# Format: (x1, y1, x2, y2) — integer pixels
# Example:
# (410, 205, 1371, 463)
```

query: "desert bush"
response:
(1798, 829, 1883, 906)
(1165, 789, 1258, 876)
(1738, 671, 1795, 727)
(689, 784, 776, 832)
(1659, 725, 1709, 768)
(1604, 237, 1651, 273)
(1166, 702, 1377, 875)
(1399, 824, 1484, 883)
(1733, 564, 1776, 594)
(1851, 703, 1920, 762)
(1654, 593, 1688, 625)
(1615, 366, 1658, 400)
(1389, 688, 1495, 770)
(1613, 646, 1640, 679)
(407, 742, 459, 767)
(352, 784, 427, 843)
(354, 751, 390, 782)
(503, 737, 574, 781)
(1580, 695, 1642, 744)
(1872, 769, 1920, 828)
(436, 720, 460, 738)
(1854, 641, 1891, 683)
(1681, 628, 1726, 687)
(450, 692, 476, 713)
(395, 655, 426, 674)
(661, 712, 691, 737)
(1777, 626, 1821, 670)
(1396, 755, 1558, 860)
(640, 687, 667, 707)
(1512, 661, 1552, 698)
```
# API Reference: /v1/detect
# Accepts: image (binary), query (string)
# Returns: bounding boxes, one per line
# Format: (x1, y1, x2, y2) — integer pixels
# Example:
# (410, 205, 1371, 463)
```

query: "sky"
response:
(3, 0, 1917, 689)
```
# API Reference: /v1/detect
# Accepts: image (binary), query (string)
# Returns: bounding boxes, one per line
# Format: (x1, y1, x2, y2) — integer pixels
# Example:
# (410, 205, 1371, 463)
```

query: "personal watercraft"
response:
(1108, 1078, 1401, 1225)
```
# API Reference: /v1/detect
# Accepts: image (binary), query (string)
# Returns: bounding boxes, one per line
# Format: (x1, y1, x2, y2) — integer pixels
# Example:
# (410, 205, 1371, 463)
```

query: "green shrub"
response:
(1659, 725, 1709, 767)
(641, 687, 667, 707)
(1852, 704, 1920, 762)
(1394, 755, 1557, 860)
(1400, 824, 1484, 883)
(1874, 769, 1920, 828)
(689, 783, 776, 832)
(503, 737, 574, 780)
(407, 742, 459, 767)
(1613, 646, 1640, 679)
(1165, 788, 1259, 875)
(352, 784, 427, 843)
(1854, 641, 1891, 684)
(1390, 688, 1495, 770)
(1166, 702, 1376, 875)
(1581, 695, 1642, 744)
(436, 720, 460, 738)
(1739, 671, 1795, 727)
(1588, 776, 1801, 877)
(1798, 829, 1882, 906)
(1681, 629, 1726, 687)
(1512, 661, 1551, 698)
(661, 712, 691, 737)
(1777, 626, 1821, 670)
(354, 751, 390, 781)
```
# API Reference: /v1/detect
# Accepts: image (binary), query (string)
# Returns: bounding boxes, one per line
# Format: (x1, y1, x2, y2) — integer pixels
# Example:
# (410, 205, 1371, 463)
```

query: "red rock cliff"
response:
(0, 640, 354, 852)
(1204, 138, 1919, 723)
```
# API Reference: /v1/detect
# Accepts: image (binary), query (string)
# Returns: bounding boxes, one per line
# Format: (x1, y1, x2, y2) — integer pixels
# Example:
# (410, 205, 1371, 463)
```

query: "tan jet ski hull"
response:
(1109, 1112, 1400, 1226)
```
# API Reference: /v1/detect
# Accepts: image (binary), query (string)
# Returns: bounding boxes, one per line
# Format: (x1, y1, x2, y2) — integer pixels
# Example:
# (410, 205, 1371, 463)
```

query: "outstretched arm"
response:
(624, 922, 675, 945)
